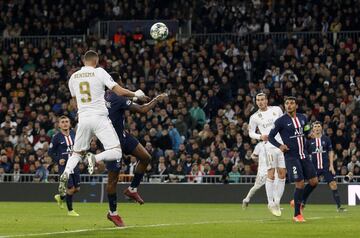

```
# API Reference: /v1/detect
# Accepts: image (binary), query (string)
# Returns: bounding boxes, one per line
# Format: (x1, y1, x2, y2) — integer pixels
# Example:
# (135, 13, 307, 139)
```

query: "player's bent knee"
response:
(112, 147, 122, 158)
(310, 178, 319, 186)
(67, 187, 76, 195)
(277, 168, 286, 179)
(329, 181, 337, 190)
(295, 180, 305, 188)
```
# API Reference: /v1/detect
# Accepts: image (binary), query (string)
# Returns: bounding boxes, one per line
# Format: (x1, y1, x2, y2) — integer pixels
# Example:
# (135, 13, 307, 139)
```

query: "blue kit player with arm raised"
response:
(105, 72, 167, 227)
(268, 96, 318, 222)
(50, 115, 80, 217)
(305, 121, 347, 212)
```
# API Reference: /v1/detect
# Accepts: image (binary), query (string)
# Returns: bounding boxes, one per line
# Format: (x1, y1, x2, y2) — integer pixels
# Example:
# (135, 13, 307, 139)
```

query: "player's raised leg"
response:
(123, 143, 151, 204)
(86, 116, 123, 174)
(242, 174, 266, 209)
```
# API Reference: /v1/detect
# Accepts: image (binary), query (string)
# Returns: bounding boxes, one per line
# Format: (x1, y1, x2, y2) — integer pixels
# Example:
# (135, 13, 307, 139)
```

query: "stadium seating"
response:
(0, 0, 359, 183)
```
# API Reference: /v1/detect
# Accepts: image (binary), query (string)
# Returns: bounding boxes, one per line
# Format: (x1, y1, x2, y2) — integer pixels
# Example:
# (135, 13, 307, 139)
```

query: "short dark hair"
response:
(58, 115, 69, 121)
(284, 96, 297, 103)
(256, 92, 267, 99)
(109, 72, 120, 81)
(84, 50, 98, 61)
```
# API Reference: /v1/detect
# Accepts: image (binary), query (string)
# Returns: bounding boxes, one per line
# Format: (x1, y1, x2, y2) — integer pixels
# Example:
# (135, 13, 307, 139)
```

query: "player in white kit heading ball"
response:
(58, 50, 147, 196)
(246, 93, 286, 216)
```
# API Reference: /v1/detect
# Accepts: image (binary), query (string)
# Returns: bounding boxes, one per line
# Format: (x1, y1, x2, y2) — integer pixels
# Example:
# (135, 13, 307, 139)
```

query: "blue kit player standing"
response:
(268, 96, 318, 222)
(50, 115, 80, 217)
(104, 72, 167, 227)
(305, 121, 347, 212)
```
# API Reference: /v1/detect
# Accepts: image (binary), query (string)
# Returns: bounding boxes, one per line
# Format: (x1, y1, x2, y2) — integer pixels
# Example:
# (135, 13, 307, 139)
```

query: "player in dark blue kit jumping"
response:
(104, 72, 167, 227)
(50, 115, 80, 217)
(268, 97, 318, 222)
(304, 121, 347, 212)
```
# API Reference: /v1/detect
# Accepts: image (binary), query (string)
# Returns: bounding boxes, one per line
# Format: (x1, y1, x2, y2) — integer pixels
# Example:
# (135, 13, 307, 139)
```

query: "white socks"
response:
(64, 153, 82, 175)
(95, 147, 122, 162)
(244, 183, 262, 202)
(109, 211, 118, 216)
(274, 178, 285, 205)
(265, 178, 275, 206)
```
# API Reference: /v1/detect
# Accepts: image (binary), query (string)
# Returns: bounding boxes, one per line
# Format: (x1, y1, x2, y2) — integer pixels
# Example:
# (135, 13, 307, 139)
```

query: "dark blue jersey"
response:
(105, 91, 132, 139)
(306, 135, 333, 170)
(269, 113, 310, 160)
(48, 130, 75, 164)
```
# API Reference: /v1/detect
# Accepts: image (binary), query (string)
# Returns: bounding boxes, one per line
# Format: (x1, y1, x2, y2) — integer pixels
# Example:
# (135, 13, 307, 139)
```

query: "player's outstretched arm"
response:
(111, 84, 149, 99)
(129, 93, 167, 114)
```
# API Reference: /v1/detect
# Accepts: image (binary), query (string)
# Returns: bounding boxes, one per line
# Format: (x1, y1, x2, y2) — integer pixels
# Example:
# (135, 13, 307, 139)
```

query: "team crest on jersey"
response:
(126, 100, 131, 105)
(273, 112, 276, 116)
(258, 113, 262, 118)
(105, 101, 111, 108)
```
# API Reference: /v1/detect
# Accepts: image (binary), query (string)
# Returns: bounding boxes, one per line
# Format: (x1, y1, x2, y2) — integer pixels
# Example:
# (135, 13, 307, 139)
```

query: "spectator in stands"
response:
(34, 160, 48, 182)
(347, 155, 360, 173)
(228, 165, 241, 183)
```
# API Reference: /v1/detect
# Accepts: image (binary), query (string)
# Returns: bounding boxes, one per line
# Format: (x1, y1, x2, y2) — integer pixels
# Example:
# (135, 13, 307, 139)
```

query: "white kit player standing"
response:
(245, 93, 286, 216)
(242, 142, 268, 208)
(58, 50, 147, 196)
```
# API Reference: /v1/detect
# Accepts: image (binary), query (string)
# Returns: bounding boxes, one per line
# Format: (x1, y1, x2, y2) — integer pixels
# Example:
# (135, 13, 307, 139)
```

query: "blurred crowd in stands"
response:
(2, 0, 360, 37)
(0, 0, 359, 183)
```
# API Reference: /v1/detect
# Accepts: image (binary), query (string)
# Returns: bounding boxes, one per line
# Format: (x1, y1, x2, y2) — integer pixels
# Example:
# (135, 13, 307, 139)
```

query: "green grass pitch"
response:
(0, 202, 359, 238)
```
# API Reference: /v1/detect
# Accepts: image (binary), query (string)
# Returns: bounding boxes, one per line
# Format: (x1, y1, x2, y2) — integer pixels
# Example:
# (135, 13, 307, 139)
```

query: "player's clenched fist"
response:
(155, 93, 168, 102)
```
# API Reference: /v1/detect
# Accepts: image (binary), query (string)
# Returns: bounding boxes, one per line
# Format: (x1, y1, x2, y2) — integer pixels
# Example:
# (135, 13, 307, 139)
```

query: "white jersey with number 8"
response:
(68, 66, 117, 117)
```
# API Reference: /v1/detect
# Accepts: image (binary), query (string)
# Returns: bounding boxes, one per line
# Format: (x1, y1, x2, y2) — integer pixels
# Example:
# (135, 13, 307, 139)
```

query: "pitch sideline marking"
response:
(0, 216, 341, 238)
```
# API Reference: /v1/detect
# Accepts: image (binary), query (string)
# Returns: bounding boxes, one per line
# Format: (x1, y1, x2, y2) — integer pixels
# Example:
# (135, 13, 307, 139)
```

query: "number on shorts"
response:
(292, 166, 298, 175)
(79, 81, 91, 103)
(267, 154, 274, 164)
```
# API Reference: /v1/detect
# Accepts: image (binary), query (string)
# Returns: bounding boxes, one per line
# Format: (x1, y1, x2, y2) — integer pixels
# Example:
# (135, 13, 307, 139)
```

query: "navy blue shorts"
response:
(106, 133, 139, 172)
(58, 165, 80, 188)
(317, 169, 336, 183)
(285, 158, 317, 182)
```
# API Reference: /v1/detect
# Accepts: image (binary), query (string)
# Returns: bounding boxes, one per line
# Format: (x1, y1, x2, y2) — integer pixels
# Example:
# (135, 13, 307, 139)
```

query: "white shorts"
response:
(73, 115, 120, 152)
(264, 142, 285, 169)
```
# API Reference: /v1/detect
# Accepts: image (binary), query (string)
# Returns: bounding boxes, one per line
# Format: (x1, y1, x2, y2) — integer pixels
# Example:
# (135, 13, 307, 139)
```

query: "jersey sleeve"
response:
(48, 134, 59, 162)
(268, 117, 282, 148)
(117, 96, 132, 110)
(248, 115, 261, 140)
(68, 77, 75, 97)
(326, 136, 333, 151)
(107, 93, 133, 112)
(98, 68, 118, 89)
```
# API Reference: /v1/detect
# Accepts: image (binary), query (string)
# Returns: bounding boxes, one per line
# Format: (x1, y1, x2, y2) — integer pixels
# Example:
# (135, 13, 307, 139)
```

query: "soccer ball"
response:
(150, 22, 169, 40)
